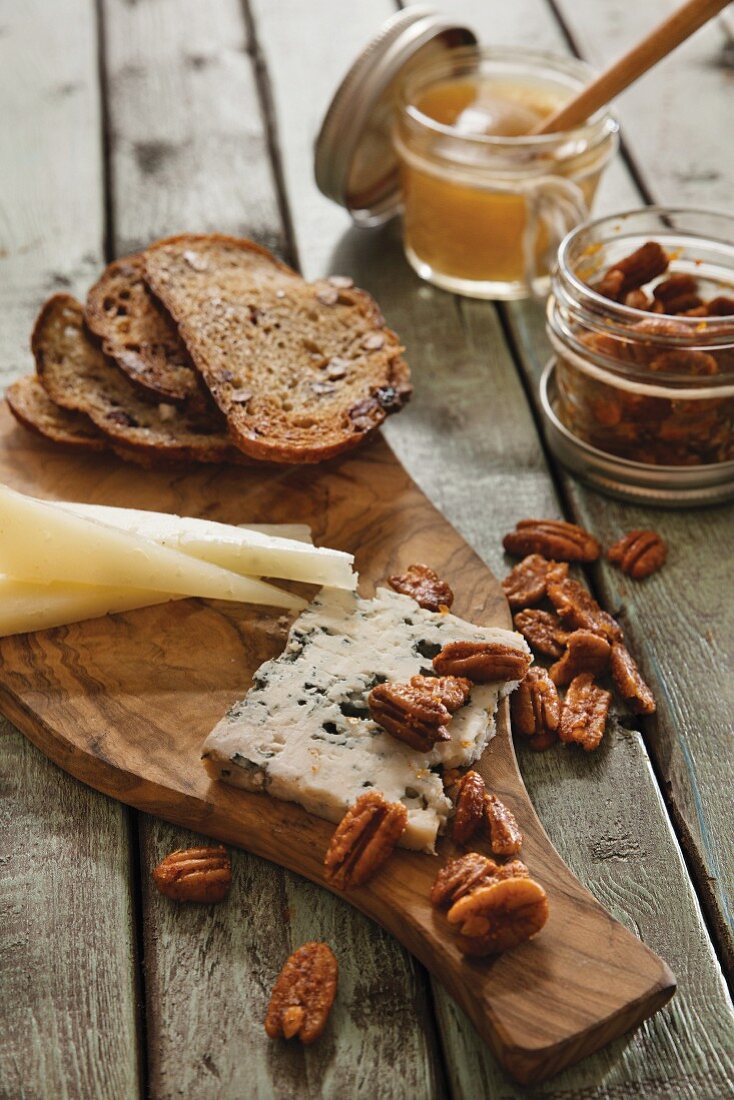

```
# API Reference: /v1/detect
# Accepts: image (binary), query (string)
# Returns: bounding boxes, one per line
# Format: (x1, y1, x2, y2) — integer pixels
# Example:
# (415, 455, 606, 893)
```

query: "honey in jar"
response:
(393, 48, 618, 299)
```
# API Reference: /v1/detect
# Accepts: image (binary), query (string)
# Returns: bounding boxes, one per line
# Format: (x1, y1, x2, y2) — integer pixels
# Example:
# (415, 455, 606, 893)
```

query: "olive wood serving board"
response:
(0, 406, 675, 1084)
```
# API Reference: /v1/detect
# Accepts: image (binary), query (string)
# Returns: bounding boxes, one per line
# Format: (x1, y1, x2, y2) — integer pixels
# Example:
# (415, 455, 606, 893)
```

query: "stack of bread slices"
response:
(7, 235, 411, 467)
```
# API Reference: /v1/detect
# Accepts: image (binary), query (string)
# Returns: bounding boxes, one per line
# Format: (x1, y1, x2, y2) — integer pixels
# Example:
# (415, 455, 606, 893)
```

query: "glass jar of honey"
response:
(543, 208, 734, 506)
(315, 9, 617, 299)
(394, 48, 618, 299)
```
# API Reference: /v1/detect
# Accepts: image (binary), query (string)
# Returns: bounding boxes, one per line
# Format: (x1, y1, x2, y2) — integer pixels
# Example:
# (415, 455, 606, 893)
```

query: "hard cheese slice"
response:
(53, 502, 354, 589)
(0, 483, 303, 610)
(203, 587, 529, 852)
(0, 576, 175, 636)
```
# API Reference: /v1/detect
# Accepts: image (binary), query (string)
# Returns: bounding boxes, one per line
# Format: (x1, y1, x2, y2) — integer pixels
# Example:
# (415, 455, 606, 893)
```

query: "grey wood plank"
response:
(249, 0, 734, 1094)
(551, 0, 734, 212)
(99, 0, 446, 1094)
(0, 3, 140, 1096)
(492, 0, 734, 981)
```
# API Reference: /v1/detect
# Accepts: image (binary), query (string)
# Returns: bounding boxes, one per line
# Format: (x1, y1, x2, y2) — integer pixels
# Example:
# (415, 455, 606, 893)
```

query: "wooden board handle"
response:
(533, 0, 731, 135)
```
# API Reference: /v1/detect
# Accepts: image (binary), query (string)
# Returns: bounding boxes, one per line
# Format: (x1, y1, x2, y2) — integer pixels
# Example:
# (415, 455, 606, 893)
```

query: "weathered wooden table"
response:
(1, 1, 733, 1096)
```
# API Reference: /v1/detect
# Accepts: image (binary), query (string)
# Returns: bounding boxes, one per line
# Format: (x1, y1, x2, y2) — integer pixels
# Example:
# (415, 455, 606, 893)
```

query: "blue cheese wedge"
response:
(202, 587, 529, 852)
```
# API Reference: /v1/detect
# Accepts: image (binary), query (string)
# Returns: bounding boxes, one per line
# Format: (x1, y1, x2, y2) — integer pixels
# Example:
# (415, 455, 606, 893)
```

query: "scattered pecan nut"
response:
(607, 530, 667, 579)
(152, 845, 232, 903)
(510, 667, 560, 741)
(547, 576, 623, 643)
(558, 673, 611, 752)
(513, 608, 569, 658)
(501, 555, 568, 609)
(597, 241, 668, 301)
(388, 563, 454, 611)
(264, 942, 338, 1044)
(433, 640, 531, 683)
(324, 791, 407, 890)
(430, 853, 528, 909)
(369, 682, 451, 751)
(610, 643, 656, 715)
(409, 674, 471, 713)
(451, 770, 486, 845)
(549, 629, 611, 687)
(485, 794, 523, 857)
(447, 876, 549, 956)
(503, 519, 600, 563)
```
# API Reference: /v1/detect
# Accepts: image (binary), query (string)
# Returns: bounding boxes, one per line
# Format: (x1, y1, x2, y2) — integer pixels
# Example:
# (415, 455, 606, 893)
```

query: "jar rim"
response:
(398, 45, 618, 150)
(556, 205, 734, 331)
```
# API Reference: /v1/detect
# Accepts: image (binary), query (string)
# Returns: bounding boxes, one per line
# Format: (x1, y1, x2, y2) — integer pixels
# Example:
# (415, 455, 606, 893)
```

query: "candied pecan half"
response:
(707, 296, 734, 316)
(547, 576, 623, 643)
(649, 348, 718, 375)
(549, 629, 611, 687)
(388, 563, 454, 611)
(433, 640, 531, 683)
(430, 852, 502, 908)
(324, 791, 407, 890)
(610, 643, 656, 715)
(264, 942, 337, 1044)
(513, 608, 568, 658)
(451, 770, 486, 845)
(501, 555, 568, 609)
(447, 877, 549, 956)
(409, 674, 471, 713)
(152, 846, 231, 903)
(369, 682, 451, 751)
(608, 529, 667, 579)
(559, 673, 611, 752)
(597, 241, 668, 301)
(653, 273, 698, 304)
(503, 519, 600, 563)
(485, 794, 523, 857)
(510, 666, 560, 740)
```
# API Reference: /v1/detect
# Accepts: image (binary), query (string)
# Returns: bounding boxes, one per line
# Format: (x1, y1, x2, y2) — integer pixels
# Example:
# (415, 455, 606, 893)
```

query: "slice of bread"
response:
(32, 295, 245, 466)
(85, 253, 205, 406)
(143, 234, 411, 463)
(6, 376, 108, 452)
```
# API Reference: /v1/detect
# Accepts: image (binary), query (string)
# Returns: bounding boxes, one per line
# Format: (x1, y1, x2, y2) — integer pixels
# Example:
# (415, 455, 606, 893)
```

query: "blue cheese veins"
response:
(202, 587, 529, 851)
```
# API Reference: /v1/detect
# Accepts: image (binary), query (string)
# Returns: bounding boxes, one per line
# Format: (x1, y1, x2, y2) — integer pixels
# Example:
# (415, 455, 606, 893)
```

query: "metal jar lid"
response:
(314, 6, 477, 227)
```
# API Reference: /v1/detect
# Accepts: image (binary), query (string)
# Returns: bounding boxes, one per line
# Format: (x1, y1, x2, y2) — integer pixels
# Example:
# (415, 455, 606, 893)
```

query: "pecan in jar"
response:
(608, 529, 667, 579)
(513, 608, 569, 659)
(451, 770, 487, 845)
(549, 629, 611, 687)
(324, 791, 407, 890)
(484, 794, 523, 857)
(501, 555, 568, 609)
(547, 576, 623, 643)
(447, 876, 549, 956)
(597, 241, 668, 300)
(558, 673, 611, 752)
(430, 853, 528, 909)
(409, 674, 471, 713)
(388, 563, 454, 611)
(610, 643, 656, 715)
(264, 942, 338, 1044)
(369, 682, 451, 751)
(152, 845, 231, 903)
(503, 519, 600, 562)
(510, 667, 560, 743)
(433, 640, 531, 683)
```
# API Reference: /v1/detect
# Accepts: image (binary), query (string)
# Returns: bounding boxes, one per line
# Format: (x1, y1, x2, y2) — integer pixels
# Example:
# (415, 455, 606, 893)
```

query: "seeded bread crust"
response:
(85, 253, 208, 406)
(143, 234, 411, 464)
(6, 376, 108, 452)
(32, 295, 246, 466)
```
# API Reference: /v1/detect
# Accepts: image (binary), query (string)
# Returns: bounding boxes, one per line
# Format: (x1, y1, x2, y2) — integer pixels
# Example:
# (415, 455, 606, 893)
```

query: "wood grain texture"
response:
(0, 416, 674, 1084)
(0, 3, 140, 1096)
(98, 0, 446, 1092)
(500, 0, 734, 982)
(251, 0, 734, 1093)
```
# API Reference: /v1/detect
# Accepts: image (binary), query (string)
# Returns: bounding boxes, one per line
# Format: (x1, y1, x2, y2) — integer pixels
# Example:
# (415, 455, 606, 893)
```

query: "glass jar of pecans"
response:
(544, 208, 734, 506)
